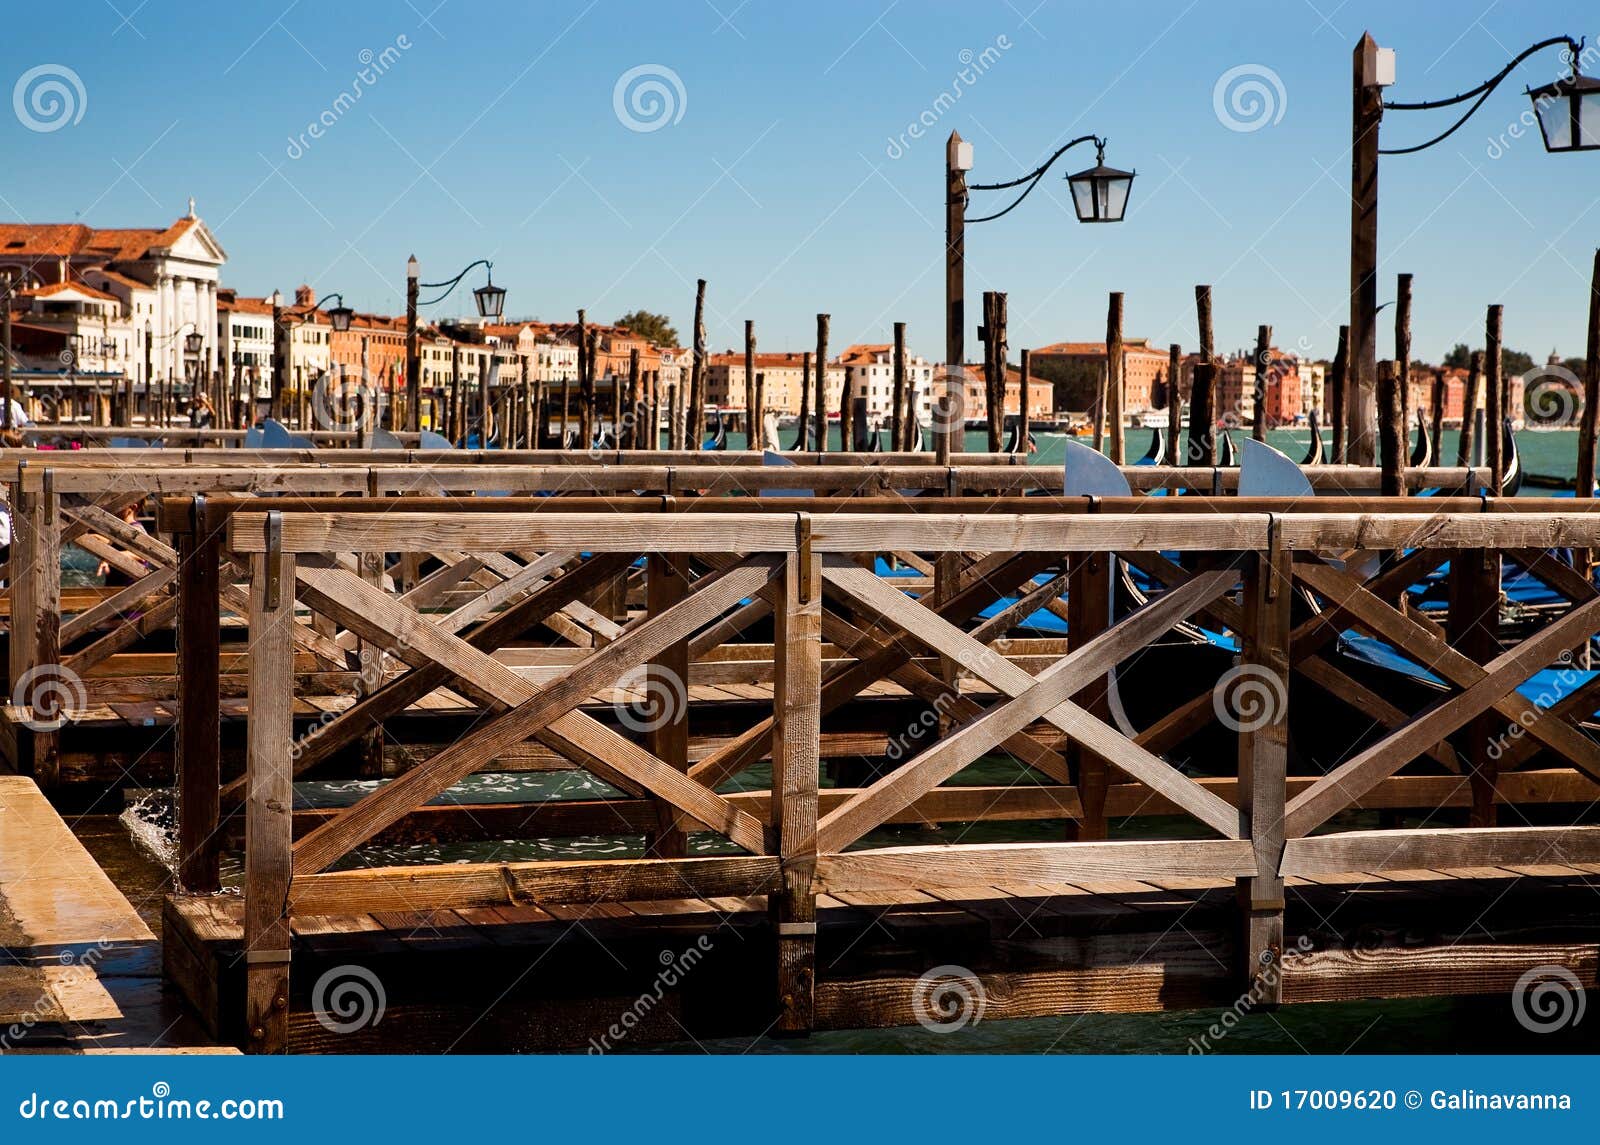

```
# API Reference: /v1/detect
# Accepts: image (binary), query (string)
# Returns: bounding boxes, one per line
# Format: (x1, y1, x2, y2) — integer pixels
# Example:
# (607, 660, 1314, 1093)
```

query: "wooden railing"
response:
(194, 503, 1600, 1050)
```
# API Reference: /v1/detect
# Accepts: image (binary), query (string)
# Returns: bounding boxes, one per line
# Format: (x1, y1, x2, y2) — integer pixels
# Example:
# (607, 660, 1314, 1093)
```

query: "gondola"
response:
(1300, 409, 1326, 465)
(1217, 429, 1238, 467)
(1135, 424, 1164, 465)
(1409, 406, 1432, 468)
(702, 407, 727, 451)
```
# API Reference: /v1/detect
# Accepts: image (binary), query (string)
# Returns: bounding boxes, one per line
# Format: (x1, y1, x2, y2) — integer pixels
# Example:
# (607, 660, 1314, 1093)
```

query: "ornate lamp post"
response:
(943, 131, 1133, 461)
(1346, 32, 1588, 463)
(403, 258, 506, 438)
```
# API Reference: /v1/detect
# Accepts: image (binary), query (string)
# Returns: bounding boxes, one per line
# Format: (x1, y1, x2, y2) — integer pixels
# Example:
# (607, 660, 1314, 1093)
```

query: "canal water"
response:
(69, 426, 1599, 1052)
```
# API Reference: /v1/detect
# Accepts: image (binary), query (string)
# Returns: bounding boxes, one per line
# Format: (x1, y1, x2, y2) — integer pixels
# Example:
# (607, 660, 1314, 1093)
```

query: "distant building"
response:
(1030, 339, 1171, 415)
(837, 344, 936, 425)
(955, 363, 1054, 423)
(705, 351, 844, 416)
(0, 207, 226, 398)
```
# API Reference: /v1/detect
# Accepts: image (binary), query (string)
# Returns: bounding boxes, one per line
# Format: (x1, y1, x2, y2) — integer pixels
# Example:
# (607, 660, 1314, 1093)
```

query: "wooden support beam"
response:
(1284, 590, 1600, 837)
(1066, 551, 1111, 840)
(771, 539, 821, 1033)
(8, 479, 61, 785)
(1449, 549, 1502, 827)
(289, 557, 778, 871)
(244, 542, 295, 1055)
(815, 564, 1244, 851)
(176, 504, 223, 893)
(1235, 548, 1290, 1005)
(645, 553, 691, 858)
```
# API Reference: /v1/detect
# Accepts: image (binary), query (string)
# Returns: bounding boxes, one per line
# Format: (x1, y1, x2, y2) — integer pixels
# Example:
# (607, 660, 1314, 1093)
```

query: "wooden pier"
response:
(2, 447, 1599, 1051)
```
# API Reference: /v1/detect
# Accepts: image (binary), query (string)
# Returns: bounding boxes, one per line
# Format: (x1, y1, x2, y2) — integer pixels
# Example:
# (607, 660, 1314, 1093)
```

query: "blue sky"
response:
(7, 0, 1598, 363)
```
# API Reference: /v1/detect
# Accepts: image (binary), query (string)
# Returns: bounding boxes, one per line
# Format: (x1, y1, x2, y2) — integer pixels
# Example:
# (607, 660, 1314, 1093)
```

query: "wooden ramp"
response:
(0, 776, 232, 1053)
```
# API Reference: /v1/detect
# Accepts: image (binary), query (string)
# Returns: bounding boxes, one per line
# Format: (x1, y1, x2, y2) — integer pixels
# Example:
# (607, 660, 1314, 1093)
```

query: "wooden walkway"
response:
(165, 860, 1600, 1051)
(0, 777, 232, 1053)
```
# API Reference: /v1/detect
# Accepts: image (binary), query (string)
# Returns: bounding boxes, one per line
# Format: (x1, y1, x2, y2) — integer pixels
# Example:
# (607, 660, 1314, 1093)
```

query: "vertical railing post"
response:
(1066, 549, 1112, 839)
(244, 515, 295, 1054)
(1449, 547, 1501, 827)
(772, 519, 820, 1033)
(1237, 541, 1290, 1003)
(176, 495, 223, 893)
(356, 547, 389, 776)
(645, 552, 691, 857)
(7, 469, 60, 787)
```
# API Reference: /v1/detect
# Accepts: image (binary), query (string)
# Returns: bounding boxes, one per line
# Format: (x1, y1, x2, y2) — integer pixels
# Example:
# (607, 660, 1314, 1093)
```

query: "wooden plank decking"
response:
(0, 776, 233, 1053)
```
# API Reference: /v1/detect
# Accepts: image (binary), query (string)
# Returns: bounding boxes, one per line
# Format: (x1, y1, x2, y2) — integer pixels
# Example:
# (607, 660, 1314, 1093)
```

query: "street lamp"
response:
(1065, 142, 1137, 223)
(1526, 66, 1600, 152)
(1345, 32, 1585, 464)
(943, 130, 1133, 461)
(406, 258, 507, 437)
(316, 293, 354, 333)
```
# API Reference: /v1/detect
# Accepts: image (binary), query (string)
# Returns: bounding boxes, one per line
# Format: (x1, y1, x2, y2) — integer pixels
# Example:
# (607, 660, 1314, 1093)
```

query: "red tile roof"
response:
(21, 281, 120, 302)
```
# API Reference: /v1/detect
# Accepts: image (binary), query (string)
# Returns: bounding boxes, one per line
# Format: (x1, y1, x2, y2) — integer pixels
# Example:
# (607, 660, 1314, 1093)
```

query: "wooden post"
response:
(7, 475, 61, 786)
(1429, 368, 1446, 470)
(815, 314, 829, 453)
(689, 280, 707, 450)
(942, 130, 967, 464)
(584, 329, 600, 448)
(669, 378, 684, 452)
(1106, 292, 1125, 462)
(891, 321, 907, 452)
(559, 375, 573, 448)
(1018, 347, 1032, 455)
(1329, 324, 1349, 462)
(1187, 362, 1217, 465)
(771, 532, 820, 1033)
(797, 352, 812, 452)
(754, 371, 766, 448)
(645, 554, 691, 857)
(574, 309, 590, 447)
(1065, 551, 1111, 839)
(1577, 250, 1600, 497)
(1195, 284, 1214, 363)
(1251, 324, 1272, 440)
(244, 535, 295, 1054)
(1484, 304, 1504, 492)
(744, 320, 756, 446)
(627, 348, 641, 451)
(1448, 551, 1500, 828)
(1166, 342, 1182, 464)
(1348, 32, 1384, 466)
(404, 256, 420, 432)
(1377, 360, 1405, 496)
(1236, 548, 1289, 1003)
(1395, 272, 1413, 438)
(176, 497, 222, 893)
(1458, 350, 1484, 466)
